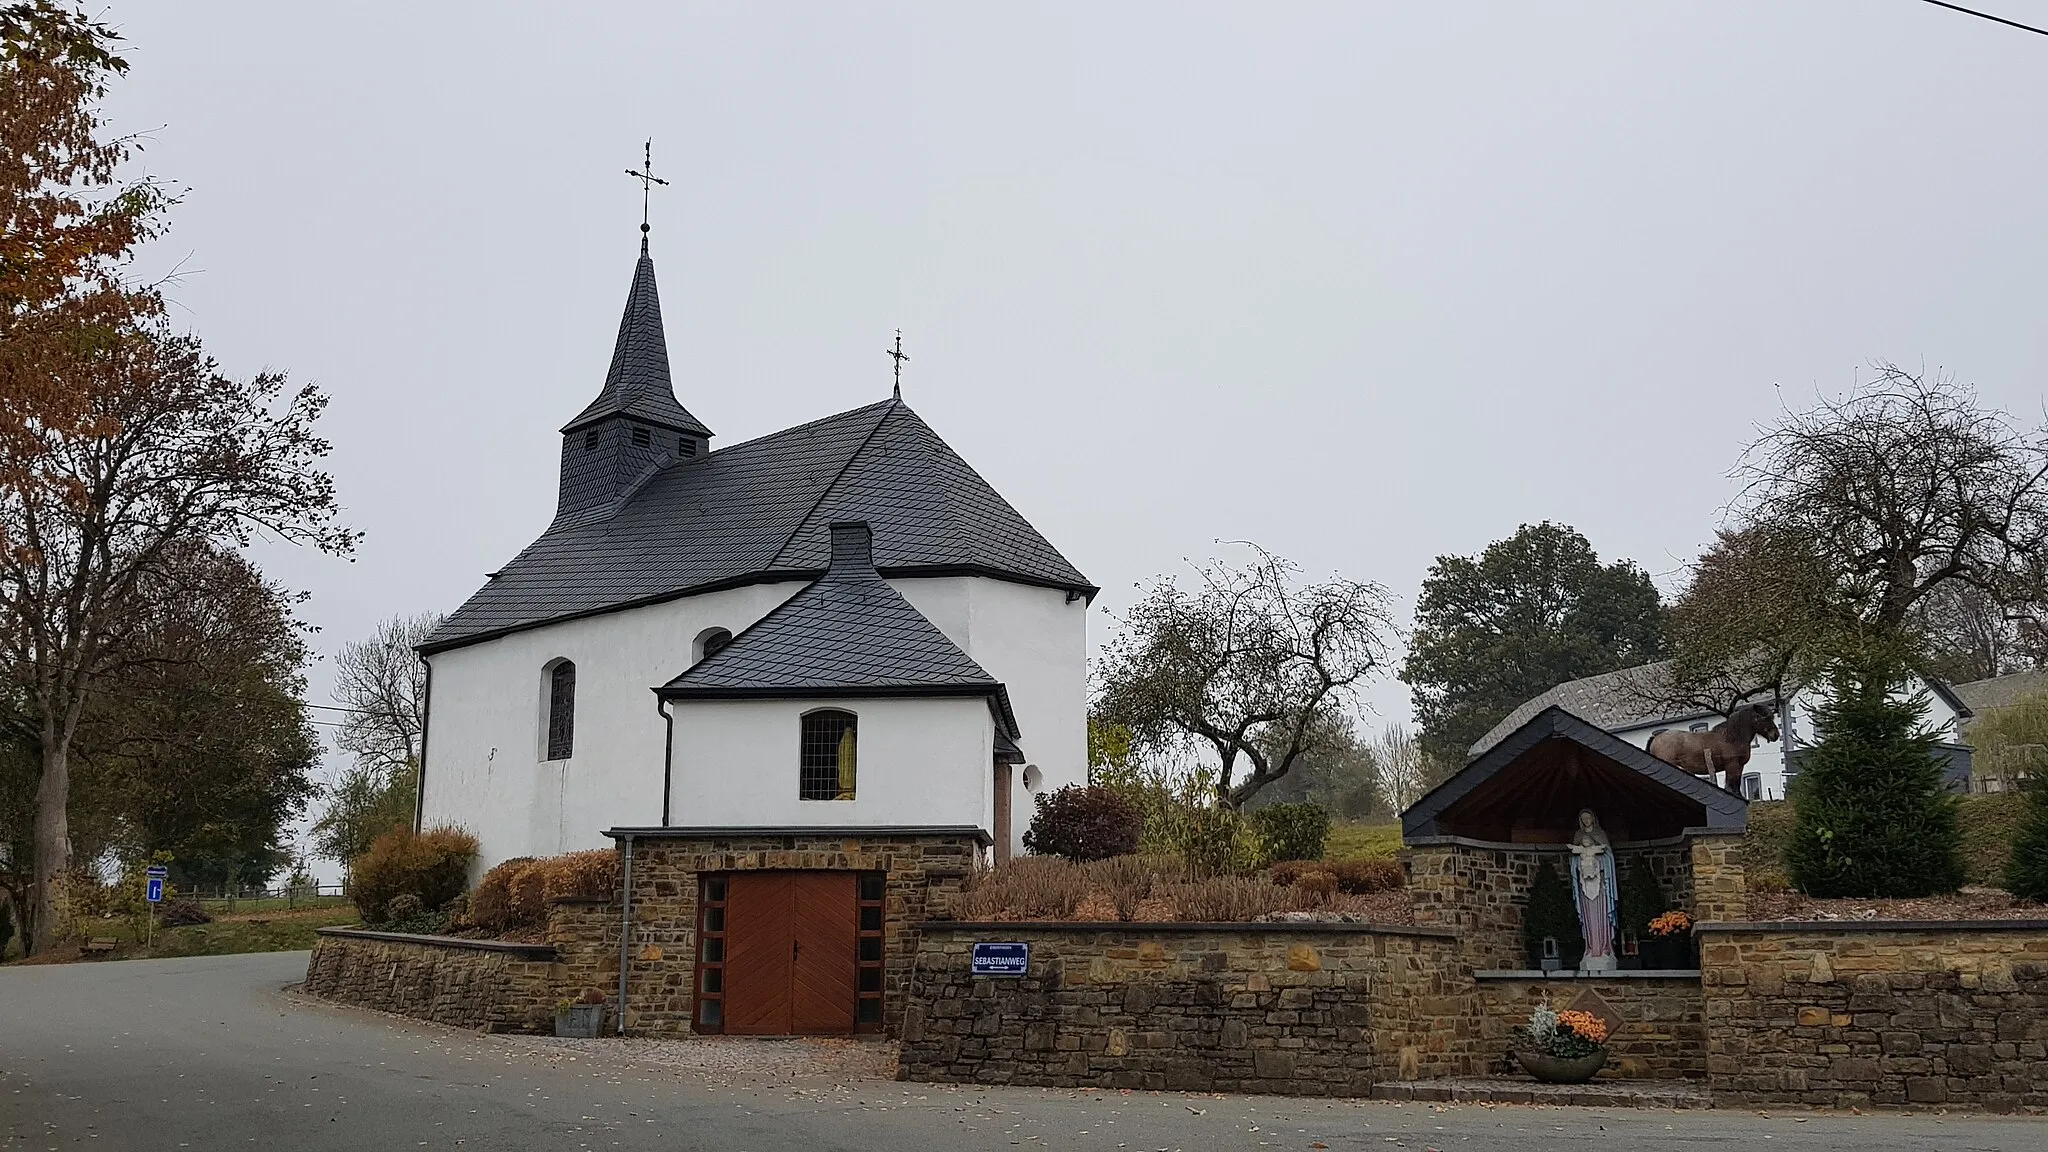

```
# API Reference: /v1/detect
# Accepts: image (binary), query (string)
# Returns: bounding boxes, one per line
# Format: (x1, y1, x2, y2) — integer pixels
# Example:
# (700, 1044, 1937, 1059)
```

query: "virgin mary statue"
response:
(1567, 808, 1619, 973)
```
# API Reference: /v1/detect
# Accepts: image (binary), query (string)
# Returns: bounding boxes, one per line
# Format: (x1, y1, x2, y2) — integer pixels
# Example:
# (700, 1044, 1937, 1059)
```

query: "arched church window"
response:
(695, 627, 733, 663)
(800, 709, 857, 801)
(545, 659, 576, 760)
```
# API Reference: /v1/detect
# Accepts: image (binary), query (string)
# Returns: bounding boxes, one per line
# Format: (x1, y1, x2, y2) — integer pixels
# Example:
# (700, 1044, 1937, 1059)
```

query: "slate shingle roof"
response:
(661, 522, 1019, 736)
(424, 397, 1094, 652)
(1470, 659, 1971, 759)
(559, 241, 712, 439)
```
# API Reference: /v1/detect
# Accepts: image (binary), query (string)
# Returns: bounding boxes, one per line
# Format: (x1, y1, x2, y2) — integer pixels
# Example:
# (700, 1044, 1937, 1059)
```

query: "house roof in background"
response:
(1473, 659, 1975, 759)
(1951, 669, 2048, 716)
(1469, 661, 1698, 757)
(423, 398, 1094, 652)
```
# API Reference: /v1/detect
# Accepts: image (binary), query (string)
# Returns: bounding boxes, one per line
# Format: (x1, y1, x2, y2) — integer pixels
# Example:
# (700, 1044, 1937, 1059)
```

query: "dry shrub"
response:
(1085, 855, 1157, 921)
(956, 857, 1091, 921)
(540, 849, 620, 903)
(1161, 876, 1318, 922)
(468, 856, 536, 932)
(1328, 858, 1405, 895)
(1294, 869, 1339, 903)
(350, 825, 479, 923)
(466, 850, 620, 935)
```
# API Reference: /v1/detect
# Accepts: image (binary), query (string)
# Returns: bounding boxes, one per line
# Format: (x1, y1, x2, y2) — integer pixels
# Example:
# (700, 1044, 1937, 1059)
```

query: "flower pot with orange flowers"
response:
(1648, 910, 1695, 969)
(1511, 1004, 1610, 1084)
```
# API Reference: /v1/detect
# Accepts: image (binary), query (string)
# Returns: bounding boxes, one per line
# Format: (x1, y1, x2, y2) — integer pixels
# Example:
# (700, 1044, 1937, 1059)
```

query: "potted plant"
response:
(1511, 1004, 1609, 1084)
(554, 988, 608, 1038)
(1648, 910, 1694, 969)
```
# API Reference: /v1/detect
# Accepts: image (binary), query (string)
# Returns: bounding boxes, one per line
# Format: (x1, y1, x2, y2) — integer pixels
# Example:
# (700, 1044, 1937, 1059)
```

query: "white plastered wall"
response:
(667, 696, 994, 828)
(420, 573, 1089, 872)
(895, 577, 1090, 855)
(419, 581, 807, 873)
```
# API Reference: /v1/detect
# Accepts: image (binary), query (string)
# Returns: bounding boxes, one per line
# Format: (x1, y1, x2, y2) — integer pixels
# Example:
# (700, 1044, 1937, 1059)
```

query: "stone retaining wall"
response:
(1700, 920, 2048, 1112)
(897, 922, 1482, 1096)
(1475, 972, 1706, 1080)
(302, 929, 561, 1032)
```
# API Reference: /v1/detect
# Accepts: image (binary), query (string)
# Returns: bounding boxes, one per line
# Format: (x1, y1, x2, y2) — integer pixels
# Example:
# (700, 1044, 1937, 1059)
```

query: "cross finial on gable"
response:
(624, 138, 668, 247)
(887, 329, 909, 401)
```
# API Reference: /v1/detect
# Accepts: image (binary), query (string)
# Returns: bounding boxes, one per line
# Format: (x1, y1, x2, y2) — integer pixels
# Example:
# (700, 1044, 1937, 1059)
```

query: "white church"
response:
(415, 232, 1094, 871)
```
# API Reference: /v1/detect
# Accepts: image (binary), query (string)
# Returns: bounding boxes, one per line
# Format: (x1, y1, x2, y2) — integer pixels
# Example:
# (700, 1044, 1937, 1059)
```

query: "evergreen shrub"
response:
(1615, 861, 1666, 947)
(2007, 776, 2048, 903)
(1022, 785, 1143, 861)
(1249, 802, 1330, 864)
(350, 825, 479, 923)
(1523, 859, 1584, 970)
(1785, 664, 1964, 898)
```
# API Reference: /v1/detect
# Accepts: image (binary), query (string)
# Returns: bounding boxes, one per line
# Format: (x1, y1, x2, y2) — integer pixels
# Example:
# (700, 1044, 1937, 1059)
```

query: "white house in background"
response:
(414, 233, 1093, 872)
(1470, 661, 1975, 801)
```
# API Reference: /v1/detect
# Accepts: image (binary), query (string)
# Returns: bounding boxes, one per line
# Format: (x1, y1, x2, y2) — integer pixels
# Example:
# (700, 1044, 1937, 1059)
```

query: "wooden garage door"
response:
(717, 872, 857, 1036)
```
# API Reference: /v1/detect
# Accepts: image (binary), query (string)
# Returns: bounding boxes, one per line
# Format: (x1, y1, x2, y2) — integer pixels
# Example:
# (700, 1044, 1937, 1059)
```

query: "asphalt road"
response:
(1, 951, 2042, 1151)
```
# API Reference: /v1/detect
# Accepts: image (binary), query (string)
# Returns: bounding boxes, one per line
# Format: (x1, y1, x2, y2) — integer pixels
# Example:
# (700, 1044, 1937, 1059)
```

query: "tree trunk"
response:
(29, 732, 73, 955)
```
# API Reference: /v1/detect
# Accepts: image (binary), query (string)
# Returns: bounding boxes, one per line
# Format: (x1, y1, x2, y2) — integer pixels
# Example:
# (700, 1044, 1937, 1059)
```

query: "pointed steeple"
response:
(560, 241, 712, 439)
(555, 240, 713, 520)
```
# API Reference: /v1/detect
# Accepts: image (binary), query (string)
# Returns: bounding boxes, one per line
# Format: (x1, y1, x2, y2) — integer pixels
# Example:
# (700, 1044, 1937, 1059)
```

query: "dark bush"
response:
(2008, 776, 2048, 903)
(383, 893, 426, 922)
(1250, 802, 1329, 863)
(1615, 862, 1665, 948)
(1523, 859, 1584, 970)
(350, 825, 479, 923)
(1023, 785, 1143, 861)
(0, 902, 13, 956)
(1785, 664, 1963, 898)
(155, 899, 212, 928)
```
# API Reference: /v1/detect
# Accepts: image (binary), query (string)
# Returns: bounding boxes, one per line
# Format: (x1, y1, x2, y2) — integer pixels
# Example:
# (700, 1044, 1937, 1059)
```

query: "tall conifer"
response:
(1786, 663, 1963, 898)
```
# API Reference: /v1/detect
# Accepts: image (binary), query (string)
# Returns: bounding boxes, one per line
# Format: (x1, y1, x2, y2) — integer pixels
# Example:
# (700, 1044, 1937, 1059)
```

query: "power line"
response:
(1918, 0, 2048, 37)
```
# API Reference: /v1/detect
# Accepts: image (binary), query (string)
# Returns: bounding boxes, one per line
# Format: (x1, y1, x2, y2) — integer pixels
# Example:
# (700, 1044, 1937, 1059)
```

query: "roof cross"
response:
(887, 329, 909, 401)
(624, 138, 668, 237)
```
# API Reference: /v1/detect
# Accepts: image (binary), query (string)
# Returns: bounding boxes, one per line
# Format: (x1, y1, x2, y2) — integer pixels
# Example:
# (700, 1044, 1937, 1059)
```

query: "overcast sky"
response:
(99, 2, 2048, 799)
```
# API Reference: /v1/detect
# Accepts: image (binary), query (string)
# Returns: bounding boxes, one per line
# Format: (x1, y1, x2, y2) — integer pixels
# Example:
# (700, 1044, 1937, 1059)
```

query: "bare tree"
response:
(0, 326, 352, 952)
(1093, 543, 1394, 810)
(331, 612, 441, 774)
(1668, 366, 2048, 708)
(1367, 724, 1430, 813)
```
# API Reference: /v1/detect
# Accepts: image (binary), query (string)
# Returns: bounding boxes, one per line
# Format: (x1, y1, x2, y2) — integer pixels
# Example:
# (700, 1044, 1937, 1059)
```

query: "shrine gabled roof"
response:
(1403, 705, 1747, 842)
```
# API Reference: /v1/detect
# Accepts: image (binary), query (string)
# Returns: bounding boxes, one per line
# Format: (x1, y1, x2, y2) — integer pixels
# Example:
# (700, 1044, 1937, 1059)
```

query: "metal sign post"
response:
(145, 865, 167, 950)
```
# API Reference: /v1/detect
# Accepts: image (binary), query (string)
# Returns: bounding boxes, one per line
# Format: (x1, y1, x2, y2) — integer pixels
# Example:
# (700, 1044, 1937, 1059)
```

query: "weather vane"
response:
(624, 138, 668, 237)
(887, 329, 909, 401)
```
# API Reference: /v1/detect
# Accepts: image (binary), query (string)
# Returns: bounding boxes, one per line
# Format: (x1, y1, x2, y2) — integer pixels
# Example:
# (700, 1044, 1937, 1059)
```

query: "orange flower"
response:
(1649, 910, 1693, 937)
(1556, 1009, 1610, 1044)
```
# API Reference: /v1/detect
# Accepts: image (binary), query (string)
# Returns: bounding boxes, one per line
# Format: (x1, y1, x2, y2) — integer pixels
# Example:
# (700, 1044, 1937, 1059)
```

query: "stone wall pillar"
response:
(1687, 831, 1746, 923)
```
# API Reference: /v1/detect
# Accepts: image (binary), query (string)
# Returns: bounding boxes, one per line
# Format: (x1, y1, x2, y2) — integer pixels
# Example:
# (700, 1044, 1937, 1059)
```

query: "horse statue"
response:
(1645, 702, 1781, 794)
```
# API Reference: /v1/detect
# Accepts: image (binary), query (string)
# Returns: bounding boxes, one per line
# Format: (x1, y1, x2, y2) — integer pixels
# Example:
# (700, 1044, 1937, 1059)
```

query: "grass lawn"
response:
(3, 904, 362, 965)
(1325, 820, 1403, 862)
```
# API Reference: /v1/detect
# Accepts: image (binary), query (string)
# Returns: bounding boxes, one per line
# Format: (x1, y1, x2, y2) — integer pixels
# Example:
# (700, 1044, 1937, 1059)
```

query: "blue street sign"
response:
(970, 941, 1029, 977)
(145, 865, 168, 904)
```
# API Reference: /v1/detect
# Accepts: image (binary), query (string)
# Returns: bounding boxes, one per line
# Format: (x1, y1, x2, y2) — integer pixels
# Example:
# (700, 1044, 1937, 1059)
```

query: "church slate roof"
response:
(424, 397, 1094, 653)
(659, 521, 1020, 736)
(560, 240, 712, 438)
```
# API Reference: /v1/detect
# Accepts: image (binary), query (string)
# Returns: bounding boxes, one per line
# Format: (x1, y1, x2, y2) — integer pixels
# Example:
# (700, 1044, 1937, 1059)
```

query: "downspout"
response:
(657, 693, 675, 826)
(412, 662, 434, 833)
(616, 834, 634, 1035)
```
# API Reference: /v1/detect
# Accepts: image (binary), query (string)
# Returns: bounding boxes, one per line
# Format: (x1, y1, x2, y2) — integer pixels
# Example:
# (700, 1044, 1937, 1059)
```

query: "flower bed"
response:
(947, 854, 1412, 924)
(1744, 887, 2045, 923)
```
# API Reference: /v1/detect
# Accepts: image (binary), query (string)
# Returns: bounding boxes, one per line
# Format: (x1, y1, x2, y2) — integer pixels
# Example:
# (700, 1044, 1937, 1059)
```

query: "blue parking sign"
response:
(145, 865, 167, 904)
